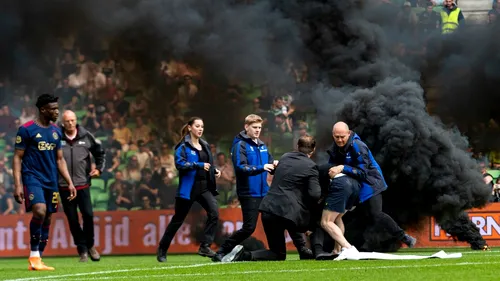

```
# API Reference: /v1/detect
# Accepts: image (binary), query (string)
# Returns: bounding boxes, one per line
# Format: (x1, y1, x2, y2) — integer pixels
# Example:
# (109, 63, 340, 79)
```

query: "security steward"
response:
(59, 110, 105, 262)
(441, 0, 464, 34)
(223, 135, 321, 262)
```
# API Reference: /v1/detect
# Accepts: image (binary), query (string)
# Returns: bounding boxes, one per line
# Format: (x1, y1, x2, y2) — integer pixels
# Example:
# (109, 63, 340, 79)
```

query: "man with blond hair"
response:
(59, 110, 105, 262)
(213, 114, 313, 262)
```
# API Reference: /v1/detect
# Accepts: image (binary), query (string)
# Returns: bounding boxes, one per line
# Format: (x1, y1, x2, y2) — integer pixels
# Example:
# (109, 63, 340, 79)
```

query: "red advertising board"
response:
(1, 203, 500, 257)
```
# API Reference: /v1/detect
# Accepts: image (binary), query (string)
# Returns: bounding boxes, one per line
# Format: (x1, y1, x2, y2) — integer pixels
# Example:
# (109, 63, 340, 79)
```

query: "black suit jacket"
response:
(259, 151, 322, 232)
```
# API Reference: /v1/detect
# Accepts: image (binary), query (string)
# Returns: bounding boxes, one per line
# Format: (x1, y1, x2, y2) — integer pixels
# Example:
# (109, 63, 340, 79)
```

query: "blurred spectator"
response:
(0, 184, 15, 215)
(19, 106, 36, 124)
(171, 74, 198, 114)
(108, 179, 133, 210)
(227, 196, 240, 209)
(489, 12, 497, 24)
(99, 53, 115, 77)
(81, 104, 101, 133)
(0, 160, 12, 190)
(136, 140, 153, 170)
(114, 89, 130, 117)
(113, 117, 132, 150)
(159, 143, 176, 174)
(146, 130, 162, 154)
(68, 63, 86, 90)
(137, 168, 159, 207)
(419, 2, 441, 36)
(215, 153, 235, 203)
(55, 79, 79, 105)
(397, 2, 419, 34)
(129, 93, 148, 118)
(86, 62, 106, 93)
(209, 143, 218, 159)
(140, 196, 154, 210)
(58, 52, 77, 79)
(489, 0, 500, 15)
(440, 0, 464, 34)
(132, 117, 151, 144)
(122, 156, 142, 182)
(0, 106, 16, 138)
(158, 175, 176, 209)
(270, 97, 288, 117)
(64, 96, 82, 111)
(103, 77, 118, 101)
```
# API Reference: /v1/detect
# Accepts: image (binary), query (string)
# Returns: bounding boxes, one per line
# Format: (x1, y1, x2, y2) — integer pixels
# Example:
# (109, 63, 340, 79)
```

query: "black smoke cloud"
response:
(303, 0, 493, 250)
(423, 23, 500, 151)
(0, 0, 493, 251)
(314, 78, 490, 250)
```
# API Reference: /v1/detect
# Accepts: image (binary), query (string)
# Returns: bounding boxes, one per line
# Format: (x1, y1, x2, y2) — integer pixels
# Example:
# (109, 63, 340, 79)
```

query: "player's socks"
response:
(30, 251, 40, 258)
(30, 217, 43, 253)
(39, 222, 50, 256)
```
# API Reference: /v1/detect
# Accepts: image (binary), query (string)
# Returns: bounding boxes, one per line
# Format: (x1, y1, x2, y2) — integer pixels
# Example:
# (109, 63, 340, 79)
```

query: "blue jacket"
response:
(231, 131, 274, 198)
(327, 132, 387, 203)
(174, 135, 217, 200)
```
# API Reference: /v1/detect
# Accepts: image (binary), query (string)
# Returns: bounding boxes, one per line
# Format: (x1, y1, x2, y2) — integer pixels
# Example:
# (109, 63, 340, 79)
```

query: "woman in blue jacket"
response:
(157, 117, 221, 262)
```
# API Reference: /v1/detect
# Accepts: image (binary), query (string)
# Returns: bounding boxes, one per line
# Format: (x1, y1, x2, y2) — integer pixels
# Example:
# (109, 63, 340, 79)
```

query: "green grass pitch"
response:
(0, 248, 498, 281)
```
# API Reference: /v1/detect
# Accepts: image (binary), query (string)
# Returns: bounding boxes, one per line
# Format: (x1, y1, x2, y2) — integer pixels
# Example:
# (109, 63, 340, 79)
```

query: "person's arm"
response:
(458, 10, 465, 25)
(308, 165, 322, 201)
(12, 127, 27, 204)
(232, 141, 273, 175)
(88, 132, 106, 175)
(340, 140, 370, 181)
(56, 136, 77, 201)
(174, 144, 204, 170)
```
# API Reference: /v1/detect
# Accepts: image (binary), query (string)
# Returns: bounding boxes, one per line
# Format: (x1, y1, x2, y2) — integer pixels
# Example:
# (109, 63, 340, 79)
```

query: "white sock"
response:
(30, 251, 40, 258)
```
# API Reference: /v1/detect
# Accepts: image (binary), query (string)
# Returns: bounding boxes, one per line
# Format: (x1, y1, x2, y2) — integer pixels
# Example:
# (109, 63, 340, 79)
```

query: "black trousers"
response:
(159, 190, 219, 250)
(310, 226, 334, 256)
(360, 193, 405, 240)
(219, 197, 307, 254)
(250, 212, 298, 261)
(60, 188, 95, 254)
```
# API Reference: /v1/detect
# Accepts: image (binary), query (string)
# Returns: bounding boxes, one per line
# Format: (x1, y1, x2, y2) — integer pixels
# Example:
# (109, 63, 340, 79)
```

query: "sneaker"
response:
(88, 247, 101, 262)
(334, 246, 360, 261)
(156, 247, 167, 263)
(221, 245, 244, 263)
(79, 252, 88, 262)
(198, 244, 216, 258)
(212, 252, 225, 262)
(298, 247, 314, 260)
(28, 257, 55, 271)
(315, 252, 337, 261)
(402, 234, 417, 248)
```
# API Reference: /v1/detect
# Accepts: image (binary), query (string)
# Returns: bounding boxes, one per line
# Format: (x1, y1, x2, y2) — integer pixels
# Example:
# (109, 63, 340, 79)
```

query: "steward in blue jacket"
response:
(231, 130, 274, 198)
(326, 122, 417, 250)
(158, 116, 220, 263)
(175, 134, 217, 199)
(327, 132, 387, 203)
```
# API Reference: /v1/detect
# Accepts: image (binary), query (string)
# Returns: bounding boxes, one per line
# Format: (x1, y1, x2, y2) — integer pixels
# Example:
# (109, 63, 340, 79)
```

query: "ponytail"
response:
(180, 124, 190, 139)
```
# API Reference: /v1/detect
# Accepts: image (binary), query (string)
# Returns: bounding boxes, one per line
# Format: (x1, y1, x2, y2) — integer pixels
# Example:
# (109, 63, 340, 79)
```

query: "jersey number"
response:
(52, 192, 59, 204)
(38, 141, 57, 151)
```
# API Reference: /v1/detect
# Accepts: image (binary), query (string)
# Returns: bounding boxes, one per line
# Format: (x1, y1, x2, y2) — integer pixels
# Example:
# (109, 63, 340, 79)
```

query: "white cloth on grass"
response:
(335, 250, 462, 261)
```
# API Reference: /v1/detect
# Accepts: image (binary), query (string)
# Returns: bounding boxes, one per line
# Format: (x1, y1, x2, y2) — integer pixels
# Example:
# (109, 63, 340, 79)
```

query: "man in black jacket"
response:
(223, 135, 321, 262)
(59, 110, 105, 262)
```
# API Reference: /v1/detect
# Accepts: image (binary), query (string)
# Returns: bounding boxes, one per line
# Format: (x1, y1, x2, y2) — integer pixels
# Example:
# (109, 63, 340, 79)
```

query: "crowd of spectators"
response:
(0, 0, 497, 214)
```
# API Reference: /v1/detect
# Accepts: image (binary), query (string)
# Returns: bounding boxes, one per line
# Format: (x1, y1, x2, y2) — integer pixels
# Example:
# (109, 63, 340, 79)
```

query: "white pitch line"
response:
(22, 261, 500, 281)
(4, 262, 222, 281)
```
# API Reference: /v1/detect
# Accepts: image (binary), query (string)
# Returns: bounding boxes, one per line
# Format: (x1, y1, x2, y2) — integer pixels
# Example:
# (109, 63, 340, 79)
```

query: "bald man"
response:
(323, 122, 416, 255)
(59, 110, 105, 262)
